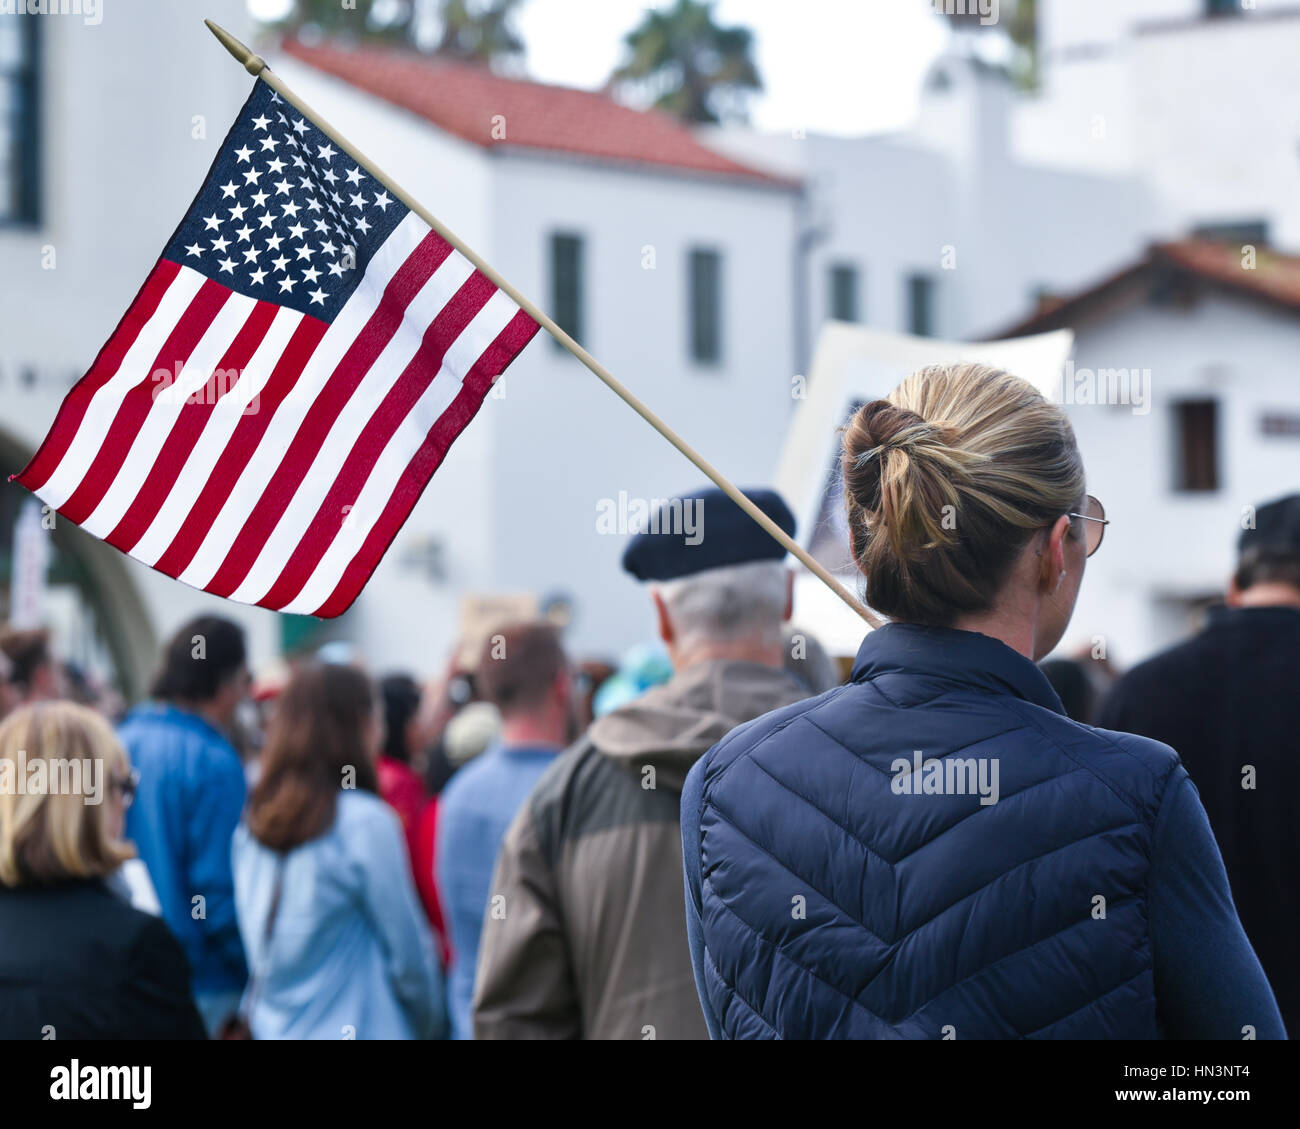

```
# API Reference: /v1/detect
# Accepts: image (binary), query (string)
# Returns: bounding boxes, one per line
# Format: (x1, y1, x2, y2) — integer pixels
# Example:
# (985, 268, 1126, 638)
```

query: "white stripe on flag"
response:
(131, 306, 306, 565)
(280, 289, 521, 615)
(176, 211, 431, 590)
(80, 291, 258, 540)
(37, 268, 208, 511)
(228, 249, 477, 605)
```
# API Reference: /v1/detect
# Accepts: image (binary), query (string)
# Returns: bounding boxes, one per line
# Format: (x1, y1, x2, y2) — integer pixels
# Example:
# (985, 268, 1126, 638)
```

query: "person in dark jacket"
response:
(0, 702, 205, 1039)
(118, 616, 251, 1036)
(1097, 493, 1300, 1032)
(474, 488, 808, 1039)
(682, 363, 1284, 1040)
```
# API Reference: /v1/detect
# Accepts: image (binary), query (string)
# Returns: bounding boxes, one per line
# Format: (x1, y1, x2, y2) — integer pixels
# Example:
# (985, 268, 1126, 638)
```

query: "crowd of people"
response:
(0, 360, 1294, 1039)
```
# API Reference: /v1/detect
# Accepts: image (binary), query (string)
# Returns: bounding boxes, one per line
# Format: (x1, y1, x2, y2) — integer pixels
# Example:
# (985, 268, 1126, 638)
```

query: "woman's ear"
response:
(1040, 515, 1072, 592)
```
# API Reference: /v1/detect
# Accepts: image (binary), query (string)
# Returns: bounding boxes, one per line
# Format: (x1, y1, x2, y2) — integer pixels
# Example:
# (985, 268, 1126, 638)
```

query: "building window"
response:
(0, 13, 39, 225)
(549, 232, 584, 349)
(829, 263, 860, 323)
(1173, 399, 1220, 492)
(906, 274, 936, 338)
(688, 247, 723, 364)
(1205, 0, 1242, 16)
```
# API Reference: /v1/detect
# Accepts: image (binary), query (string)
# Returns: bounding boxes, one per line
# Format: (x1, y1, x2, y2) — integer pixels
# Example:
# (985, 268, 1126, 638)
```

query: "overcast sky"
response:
(248, 0, 953, 136)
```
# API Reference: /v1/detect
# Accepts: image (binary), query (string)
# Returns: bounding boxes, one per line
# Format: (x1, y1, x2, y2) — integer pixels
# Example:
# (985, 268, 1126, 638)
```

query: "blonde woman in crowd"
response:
(0, 702, 206, 1039)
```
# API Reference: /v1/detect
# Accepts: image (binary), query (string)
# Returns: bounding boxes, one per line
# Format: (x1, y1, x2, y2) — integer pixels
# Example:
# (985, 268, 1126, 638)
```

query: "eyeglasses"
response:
(111, 770, 140, 808)
(1067, 495, 1109, 558)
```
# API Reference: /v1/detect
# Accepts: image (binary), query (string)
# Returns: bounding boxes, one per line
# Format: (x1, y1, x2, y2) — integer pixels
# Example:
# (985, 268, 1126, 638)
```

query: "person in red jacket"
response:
(380, 673, 450, 966)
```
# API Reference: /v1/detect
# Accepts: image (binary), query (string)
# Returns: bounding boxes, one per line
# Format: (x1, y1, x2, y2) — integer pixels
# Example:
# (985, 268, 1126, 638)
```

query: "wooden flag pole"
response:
(204, 19, 881, 630)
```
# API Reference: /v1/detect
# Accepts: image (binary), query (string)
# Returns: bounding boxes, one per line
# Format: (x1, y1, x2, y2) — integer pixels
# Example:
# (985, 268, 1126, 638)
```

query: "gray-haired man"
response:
(473, 488, 810, 1039)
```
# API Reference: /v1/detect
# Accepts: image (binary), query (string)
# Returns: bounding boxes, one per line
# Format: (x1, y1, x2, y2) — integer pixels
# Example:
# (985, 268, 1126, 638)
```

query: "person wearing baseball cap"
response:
(472, 487, 810, 1039)
(1099, 493, 1300, 1032)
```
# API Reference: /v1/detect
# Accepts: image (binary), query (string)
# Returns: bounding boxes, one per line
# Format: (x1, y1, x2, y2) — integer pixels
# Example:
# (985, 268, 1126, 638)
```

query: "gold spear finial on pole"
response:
(201, 17, 882, 630)
(204, 19, 267, 76)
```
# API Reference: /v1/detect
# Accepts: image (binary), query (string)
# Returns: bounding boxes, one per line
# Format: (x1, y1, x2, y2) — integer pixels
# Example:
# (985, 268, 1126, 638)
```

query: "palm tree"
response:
(268, 0, 525, 62)
(271, 0, 415, 43)
(610, 0, 762, 125)
(435, 0, 525, 62)
(931, 0, 1040, 90)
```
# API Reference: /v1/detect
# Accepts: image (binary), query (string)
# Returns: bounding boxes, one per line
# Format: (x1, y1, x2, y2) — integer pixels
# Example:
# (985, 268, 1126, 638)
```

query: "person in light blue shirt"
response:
(119, 615, 251, 1036)
(233, 662, 444, 1040)
(437, 622, 575, 1039)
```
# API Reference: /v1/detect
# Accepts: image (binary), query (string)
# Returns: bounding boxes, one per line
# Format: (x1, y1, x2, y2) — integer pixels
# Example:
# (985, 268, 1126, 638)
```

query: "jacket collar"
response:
(851, 622, 1065, 716)
(1206, 603, 1300, 634)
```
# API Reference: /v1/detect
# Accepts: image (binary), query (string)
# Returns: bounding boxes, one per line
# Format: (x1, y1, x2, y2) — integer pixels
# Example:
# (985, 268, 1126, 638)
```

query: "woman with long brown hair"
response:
(232, 663, 445, 1039)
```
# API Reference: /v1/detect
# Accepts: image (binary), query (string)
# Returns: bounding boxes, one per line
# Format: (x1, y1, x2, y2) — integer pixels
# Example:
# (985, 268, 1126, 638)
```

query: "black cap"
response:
(1238, 494, 1300, 558)
(621, 487, 796, 582)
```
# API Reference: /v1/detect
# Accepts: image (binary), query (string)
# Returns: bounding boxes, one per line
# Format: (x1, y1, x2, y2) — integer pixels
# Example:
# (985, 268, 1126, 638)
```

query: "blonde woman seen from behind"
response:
(0, 702, 206, 1039)
(681, 362, 1285, 1040)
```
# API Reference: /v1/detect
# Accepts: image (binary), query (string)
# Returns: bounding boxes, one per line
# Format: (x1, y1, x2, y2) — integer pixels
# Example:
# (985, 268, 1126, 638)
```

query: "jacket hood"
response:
(588, 659, 807, 791)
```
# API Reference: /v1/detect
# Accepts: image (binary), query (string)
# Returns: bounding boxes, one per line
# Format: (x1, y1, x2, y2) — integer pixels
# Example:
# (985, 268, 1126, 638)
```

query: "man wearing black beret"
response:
(1098, 493, 1300, 1033)
(473, 487, 810, 1039)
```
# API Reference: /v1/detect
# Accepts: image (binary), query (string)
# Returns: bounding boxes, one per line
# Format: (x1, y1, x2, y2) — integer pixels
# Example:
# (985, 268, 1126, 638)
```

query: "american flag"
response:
(14, 79, 540, 618)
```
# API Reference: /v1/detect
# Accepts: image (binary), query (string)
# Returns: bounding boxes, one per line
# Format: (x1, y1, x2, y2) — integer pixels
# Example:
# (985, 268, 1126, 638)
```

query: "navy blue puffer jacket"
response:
(689, 623, 1182, 1039)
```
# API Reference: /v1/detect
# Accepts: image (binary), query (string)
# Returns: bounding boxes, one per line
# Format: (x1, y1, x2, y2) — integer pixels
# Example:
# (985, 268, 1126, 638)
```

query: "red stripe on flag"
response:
(151, 314, 330, 579)
(202, 231, 454, 599)
(256, 270, 499, 610)
(14, 260, 182, 492)
(58, 280, 233, 526)
(312, 309, 540, 618)
(107, 301, 280, 553)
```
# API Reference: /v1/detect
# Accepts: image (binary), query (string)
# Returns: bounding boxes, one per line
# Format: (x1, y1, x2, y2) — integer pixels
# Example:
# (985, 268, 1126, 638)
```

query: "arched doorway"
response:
(0, 428, 156, 701)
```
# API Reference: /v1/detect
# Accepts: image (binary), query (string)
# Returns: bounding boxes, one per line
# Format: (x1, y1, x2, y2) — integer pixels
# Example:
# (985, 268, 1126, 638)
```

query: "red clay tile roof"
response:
(987, 239, 1300, 339)
(280, 39, 796, 188)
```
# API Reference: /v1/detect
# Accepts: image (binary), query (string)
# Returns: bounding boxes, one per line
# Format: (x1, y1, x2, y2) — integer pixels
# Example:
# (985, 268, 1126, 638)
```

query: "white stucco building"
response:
(2, 0, 1298, 693)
